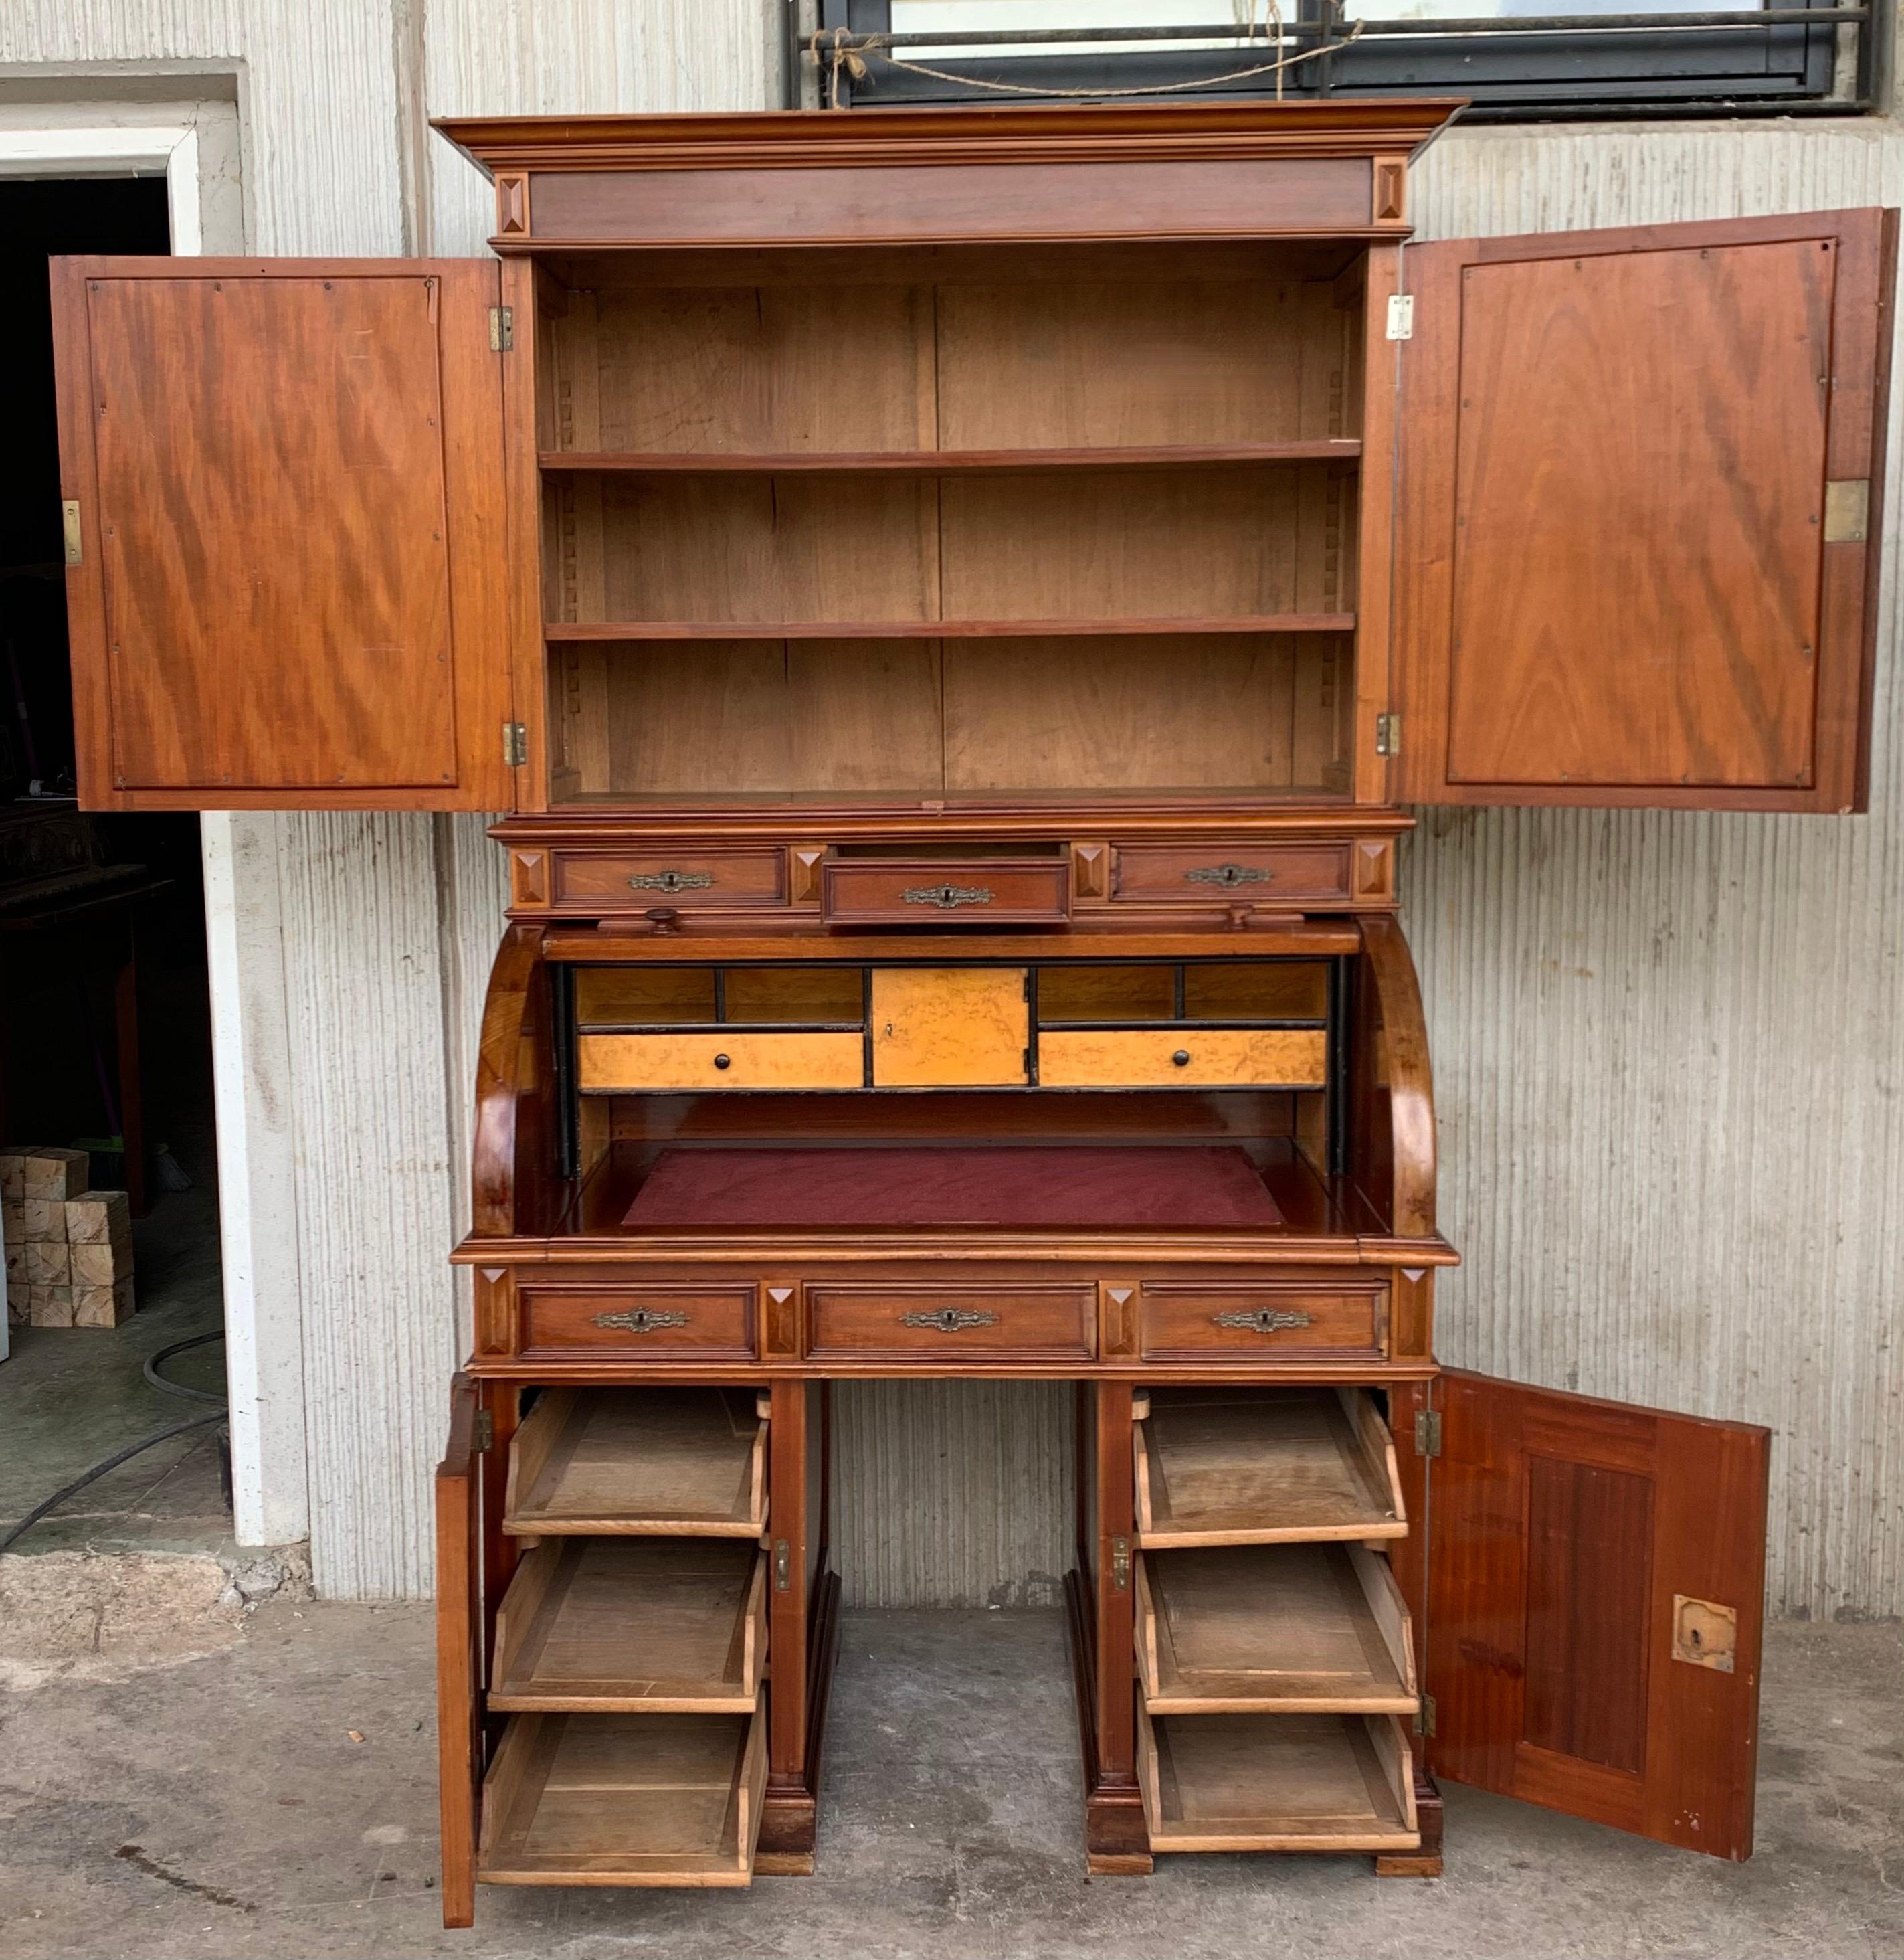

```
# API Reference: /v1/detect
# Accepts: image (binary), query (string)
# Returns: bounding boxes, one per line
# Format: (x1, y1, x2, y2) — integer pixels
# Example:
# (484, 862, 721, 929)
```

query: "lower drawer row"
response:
(470, 1384, 1420, 1883)
(485, 1704, 1416, 1880)
(501, 1275, 1392, 1365)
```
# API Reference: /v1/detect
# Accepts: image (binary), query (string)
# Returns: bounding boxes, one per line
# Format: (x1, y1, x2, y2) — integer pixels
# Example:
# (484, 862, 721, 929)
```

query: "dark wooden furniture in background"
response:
(49, 99, 1882, 1929)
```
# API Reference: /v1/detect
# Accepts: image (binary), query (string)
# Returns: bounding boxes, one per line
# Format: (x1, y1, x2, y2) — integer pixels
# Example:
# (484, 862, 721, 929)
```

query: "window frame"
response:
(806, 0, 1871, 120)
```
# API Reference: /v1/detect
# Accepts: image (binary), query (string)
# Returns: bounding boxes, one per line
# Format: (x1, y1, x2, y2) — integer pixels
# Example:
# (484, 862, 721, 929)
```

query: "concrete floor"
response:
(0, 1602, 1898, 1960)
(1, 1132, 230, 1560)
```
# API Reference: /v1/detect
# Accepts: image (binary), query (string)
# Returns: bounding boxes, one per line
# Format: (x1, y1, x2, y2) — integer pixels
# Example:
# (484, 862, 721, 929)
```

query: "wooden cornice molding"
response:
(433, 99, 1466, 179)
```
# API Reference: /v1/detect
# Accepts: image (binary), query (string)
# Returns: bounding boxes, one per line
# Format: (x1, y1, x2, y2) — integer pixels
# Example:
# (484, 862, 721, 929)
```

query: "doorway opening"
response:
(0, 175, 229, 1557)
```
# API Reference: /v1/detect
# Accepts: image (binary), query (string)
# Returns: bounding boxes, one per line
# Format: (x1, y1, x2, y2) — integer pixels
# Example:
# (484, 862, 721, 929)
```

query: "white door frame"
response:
(3, 101, 311, 1546)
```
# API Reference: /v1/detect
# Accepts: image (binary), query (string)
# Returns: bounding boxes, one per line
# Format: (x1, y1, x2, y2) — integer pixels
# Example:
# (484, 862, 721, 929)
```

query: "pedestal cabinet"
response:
(50, 98, 1889, 1929)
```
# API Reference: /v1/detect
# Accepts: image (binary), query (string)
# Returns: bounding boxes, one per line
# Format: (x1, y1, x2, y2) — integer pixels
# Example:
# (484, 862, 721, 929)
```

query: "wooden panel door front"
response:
(1424, 1369, 1769, 1859)
(1392, 210, 1895, 811)
(435, 1374, 484, 1929)
(54, 258, 515, 809)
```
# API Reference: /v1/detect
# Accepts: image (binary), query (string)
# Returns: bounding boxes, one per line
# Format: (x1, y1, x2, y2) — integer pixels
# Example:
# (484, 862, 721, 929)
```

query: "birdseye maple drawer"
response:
(577, 1031, 864, 1092)
(1139, 1283, 1387, 1363)
(804, 1285, 1097, 1362)
(1039, 1028, 1328, 1089)
(550, 849, 787, 910)
(822, 857, 1072, 926)
(518, 1279, 758, 1360)
(1110, 844, 1353, 905)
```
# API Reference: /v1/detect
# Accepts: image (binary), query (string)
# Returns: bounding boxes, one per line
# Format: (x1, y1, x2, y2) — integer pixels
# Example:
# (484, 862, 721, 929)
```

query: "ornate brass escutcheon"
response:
(590, 1307, 691, 1334)
(626, 869, 714, 893)
(902, 883, 994, 909)
(1210, 1307, 1313, 1334)
(1184, 863, 1274, 888)
(900, 1307, 1000, 1332)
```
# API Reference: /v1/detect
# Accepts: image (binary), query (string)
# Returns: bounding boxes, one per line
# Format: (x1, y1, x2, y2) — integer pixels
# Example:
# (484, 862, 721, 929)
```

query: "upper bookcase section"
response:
(432, 100, 1464, 256)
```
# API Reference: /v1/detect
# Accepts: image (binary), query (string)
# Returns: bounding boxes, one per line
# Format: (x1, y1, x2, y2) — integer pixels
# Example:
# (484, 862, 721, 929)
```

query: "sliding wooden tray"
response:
(1139, 1708, 1418, 1855)
(504, 1387, 768, 1537)
(1135, 1543, 1416, 1714)
(492, 1539, 767, 1712)
(1133, 1387, 1404, 1546)
(478, 1708, 767, 1887)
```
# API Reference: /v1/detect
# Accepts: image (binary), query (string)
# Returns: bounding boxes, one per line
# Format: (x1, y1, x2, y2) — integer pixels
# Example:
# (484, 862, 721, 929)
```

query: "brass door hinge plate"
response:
(489, 305, 514, 352)
(1111, 1535, 1131, 1592)
(1671, 1593, 1737, 1672)
(503, 721, 528, 767)
(1386, 294, 1414, 341)
(1824, 478, 1869, 543)
(1413, 1694, 1437, 1737)
(62, 500, 82, 565)
(472, 1409, 493, 1453)
(1414, 1409, 1442, 1457)
(1375, 712, 1400, 758)
(774, 1539, 792, 1592)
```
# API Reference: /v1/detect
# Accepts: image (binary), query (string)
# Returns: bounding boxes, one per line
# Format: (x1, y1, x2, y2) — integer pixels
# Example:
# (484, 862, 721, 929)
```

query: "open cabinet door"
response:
(1425, 1369, 1769, 1859)
(53, 258, 516, 810)
(1392, 210, 1895, 811)
(436, 1374, 484, 1929)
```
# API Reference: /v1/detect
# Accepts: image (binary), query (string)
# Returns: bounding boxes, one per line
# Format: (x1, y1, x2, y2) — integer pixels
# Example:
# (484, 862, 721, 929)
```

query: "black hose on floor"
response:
(142, 1329, 228, 1406)
(0, 1331, 228, 1556)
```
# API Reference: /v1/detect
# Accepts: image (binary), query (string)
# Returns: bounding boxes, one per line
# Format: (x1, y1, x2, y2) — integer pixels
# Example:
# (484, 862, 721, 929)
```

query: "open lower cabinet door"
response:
(1390, 208, 1896, 812)
(1424, 1368, 1770, 1859)
(436, 1374, 484, 1929)
(53, 257, 516, 810)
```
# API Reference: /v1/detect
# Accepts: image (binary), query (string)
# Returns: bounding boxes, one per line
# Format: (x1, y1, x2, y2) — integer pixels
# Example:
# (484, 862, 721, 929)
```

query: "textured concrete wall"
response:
(5, 3, 1897, 1613)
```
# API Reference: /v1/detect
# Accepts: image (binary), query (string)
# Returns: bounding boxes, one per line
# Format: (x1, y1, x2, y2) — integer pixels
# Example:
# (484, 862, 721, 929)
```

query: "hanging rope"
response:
(807, 15, 1361, 110)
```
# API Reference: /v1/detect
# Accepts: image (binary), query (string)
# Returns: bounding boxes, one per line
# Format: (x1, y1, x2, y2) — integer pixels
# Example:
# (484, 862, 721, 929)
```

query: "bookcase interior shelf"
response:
(535, 239, 1369, 811)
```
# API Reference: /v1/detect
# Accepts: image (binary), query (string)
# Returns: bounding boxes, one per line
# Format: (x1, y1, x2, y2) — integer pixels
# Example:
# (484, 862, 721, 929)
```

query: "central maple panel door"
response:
(53, 258, 515, 809)
(1392, 209, 1894, 811)
(1424, 1368, 1770, 1859)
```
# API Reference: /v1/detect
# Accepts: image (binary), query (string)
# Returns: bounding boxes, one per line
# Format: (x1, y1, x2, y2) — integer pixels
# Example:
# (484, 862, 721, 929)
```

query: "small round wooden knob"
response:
(713, 1053, 731, 1070)
(644, 907, 680, 935)
(1172, 1050, 1191, 1067)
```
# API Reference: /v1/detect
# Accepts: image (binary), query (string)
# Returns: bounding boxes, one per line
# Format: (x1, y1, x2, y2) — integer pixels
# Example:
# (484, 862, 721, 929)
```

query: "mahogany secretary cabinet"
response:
(48, 100, 1891, 1926)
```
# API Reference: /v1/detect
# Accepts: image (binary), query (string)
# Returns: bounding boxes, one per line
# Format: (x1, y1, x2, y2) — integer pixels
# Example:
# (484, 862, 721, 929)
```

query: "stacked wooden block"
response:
(1, 1147, 134, 1328)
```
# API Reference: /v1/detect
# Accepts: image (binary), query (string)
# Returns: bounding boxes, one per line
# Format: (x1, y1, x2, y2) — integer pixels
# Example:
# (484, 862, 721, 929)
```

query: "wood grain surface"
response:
(1426, 1369, 1769, 1858)
(57, 258, 512, 807)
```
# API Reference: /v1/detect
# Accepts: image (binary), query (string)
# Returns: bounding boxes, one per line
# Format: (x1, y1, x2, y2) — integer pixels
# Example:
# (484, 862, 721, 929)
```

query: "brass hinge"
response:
(489, 305, 514, 352)
(1414, 1694, 1437, 1738)
(1111, 1535, 1131, 1592)
(773, 1539, 792, 1591)
(1375, 712, 1400, 758)
(62, 500, 82, 565)
(472, 1409, 493, 1453)
(1386, 294, 1414, 341)
(502, 721, 528, 767)
(1414, 1408, 1442, 1457)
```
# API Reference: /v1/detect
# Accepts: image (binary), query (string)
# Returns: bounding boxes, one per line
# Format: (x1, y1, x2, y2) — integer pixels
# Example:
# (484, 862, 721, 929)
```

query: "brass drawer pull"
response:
(902, 883, 993, 909)
(591, 1308, 692, 1334)
(627, 869, 713, 893)
(900, 1308, 1000, 1332)
(1211, 1308, 1314, 1334)
(1184, 863, 1274, 888)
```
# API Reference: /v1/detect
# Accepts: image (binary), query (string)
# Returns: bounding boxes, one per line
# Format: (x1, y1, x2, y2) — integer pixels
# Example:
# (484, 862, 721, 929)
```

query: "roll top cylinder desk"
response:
(49, 100, 1892, 1927)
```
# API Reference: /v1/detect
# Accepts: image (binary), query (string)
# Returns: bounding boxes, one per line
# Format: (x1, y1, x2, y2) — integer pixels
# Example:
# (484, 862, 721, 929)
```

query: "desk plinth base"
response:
(757, 1566, 841, 1877)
